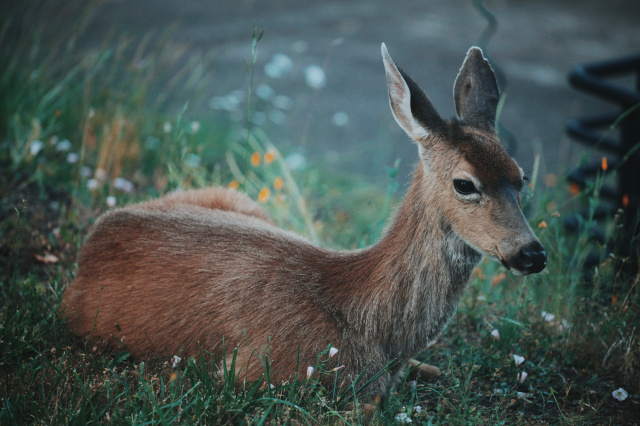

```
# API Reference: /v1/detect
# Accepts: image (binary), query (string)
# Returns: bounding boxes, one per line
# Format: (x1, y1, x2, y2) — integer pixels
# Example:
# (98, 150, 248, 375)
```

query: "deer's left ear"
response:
(453, 47, 499, 130)
(382, 43, 445, 142)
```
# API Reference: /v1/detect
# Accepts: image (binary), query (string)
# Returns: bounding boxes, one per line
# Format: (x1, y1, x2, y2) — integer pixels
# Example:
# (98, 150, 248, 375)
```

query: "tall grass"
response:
(1, 2, 639, 424)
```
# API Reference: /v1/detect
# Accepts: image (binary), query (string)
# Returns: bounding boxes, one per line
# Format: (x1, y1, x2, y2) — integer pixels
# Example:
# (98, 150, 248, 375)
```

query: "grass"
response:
(1, 3, 639, 424)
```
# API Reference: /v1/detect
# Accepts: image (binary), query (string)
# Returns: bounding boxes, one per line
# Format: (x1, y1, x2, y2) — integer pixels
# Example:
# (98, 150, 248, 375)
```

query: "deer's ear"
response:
(382, 43, 444, 142)
(453, 47, 499, 130)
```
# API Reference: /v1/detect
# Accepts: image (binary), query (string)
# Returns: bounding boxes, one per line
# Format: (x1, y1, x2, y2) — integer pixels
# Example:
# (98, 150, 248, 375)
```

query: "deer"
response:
(62, 43, 546, 401)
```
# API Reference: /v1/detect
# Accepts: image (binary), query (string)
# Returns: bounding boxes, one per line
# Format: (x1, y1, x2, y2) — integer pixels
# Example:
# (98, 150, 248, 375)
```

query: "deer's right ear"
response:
(382, 43, 444, 142)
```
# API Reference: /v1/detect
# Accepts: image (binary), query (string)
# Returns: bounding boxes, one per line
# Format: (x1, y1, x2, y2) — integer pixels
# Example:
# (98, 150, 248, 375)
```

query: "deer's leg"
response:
(407, 358, 441, 382)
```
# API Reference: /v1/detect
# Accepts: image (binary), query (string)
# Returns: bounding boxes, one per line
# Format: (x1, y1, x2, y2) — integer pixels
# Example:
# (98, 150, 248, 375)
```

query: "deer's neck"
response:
(326, 165, 481, 357)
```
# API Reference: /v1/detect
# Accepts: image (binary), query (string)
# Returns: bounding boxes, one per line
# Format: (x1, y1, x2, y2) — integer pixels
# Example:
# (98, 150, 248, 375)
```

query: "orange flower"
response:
(251, 152, 261, 167)
(273, 176, 284, 191)
(170, 372, 177, 381)
(622, 194, 629, 207)
(258, 187, 271, 203)
(228, 180, 239, 190)
(568, 182, 580, 196)
(538, 220, 547, 228)
(472, 266, 485, 280)
(264, 150, 275, 164)
(55, 109, 62, 118)
(491, 272, 506, 286)
(601, 156, 608, 171)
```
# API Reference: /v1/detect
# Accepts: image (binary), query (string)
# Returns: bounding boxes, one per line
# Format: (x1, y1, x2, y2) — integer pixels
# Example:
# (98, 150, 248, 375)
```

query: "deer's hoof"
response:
(408, 358, 441, 382)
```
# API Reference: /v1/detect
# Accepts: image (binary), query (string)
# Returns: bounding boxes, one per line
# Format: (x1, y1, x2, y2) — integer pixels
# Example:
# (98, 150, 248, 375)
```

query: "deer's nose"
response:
(515, 241, 547, 274)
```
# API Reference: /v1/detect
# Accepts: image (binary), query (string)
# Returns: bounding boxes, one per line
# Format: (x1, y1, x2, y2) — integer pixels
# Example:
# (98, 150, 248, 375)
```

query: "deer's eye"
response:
(453, 179, 477, 195)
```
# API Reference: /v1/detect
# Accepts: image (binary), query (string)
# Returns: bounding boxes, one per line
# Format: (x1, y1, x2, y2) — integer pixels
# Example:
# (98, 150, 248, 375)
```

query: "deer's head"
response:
(382, 44, 546, 275)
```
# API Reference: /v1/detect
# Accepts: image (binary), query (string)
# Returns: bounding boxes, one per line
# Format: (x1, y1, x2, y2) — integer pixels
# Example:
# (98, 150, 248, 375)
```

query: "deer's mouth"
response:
(499, 257, 512, 270)
(497, 255, 522, 275)
(495, 247, 524, 275)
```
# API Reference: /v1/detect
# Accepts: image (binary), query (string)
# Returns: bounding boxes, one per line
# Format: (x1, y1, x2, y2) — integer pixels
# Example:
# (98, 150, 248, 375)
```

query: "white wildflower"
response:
(518, 371, 528, 383)
(264, 53, 293, 79)
(269, 383, 275, 389)
(225, 91, 244, 112)
(542, 311, 555, 322)
(306, 366, 314, 379)
(329, 347, 339, 358)
(273, 95, 293, 111)
(304, 65, 326, 89)
(256, 84, 275, 101)
(30, 140, 44, 155)
(184, 153, 201, 168)
(491, 329, 500, 341)
(86, 179, 99, 191)
(285, 152, 306, 171)
(81, 166, 92, 177)
(273, 53, 293, 71)
(331, 111, 349, 127)
(413, 405, 422, 413)
(171, 355, 181, 368)
(612, 388, 628, 401)
(513, 354, 525, 366)
(395, 412, 412, 423)
(106, 196, 116, 208)
(66, 152, 79, 163)
(95, 168, 108, 181)
(190, 121, 201, 133)
(56, 139, 72, 151)
(113, 177, 134, 193)
(163, 122, 172, 133)
(264, 62, 282, 79)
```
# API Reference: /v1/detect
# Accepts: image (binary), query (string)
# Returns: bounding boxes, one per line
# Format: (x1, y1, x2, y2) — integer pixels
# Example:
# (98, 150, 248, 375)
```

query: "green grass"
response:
(1, 4, 639, 424)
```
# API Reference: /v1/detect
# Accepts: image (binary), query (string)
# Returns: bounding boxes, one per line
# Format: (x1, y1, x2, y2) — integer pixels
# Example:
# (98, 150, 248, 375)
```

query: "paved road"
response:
(36, 0, 640, 183)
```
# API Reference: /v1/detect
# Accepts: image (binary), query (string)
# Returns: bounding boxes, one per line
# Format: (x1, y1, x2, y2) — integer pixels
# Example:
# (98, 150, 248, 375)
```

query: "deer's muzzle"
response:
(510, 240, 547, 274)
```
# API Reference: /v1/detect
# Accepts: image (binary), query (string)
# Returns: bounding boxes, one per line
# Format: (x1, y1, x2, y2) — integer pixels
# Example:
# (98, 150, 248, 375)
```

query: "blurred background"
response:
(4, 0, 640, 185)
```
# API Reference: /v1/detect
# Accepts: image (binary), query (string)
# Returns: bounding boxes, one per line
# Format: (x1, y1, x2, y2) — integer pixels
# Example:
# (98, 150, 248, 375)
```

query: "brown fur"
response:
(62, 44, 545, 398)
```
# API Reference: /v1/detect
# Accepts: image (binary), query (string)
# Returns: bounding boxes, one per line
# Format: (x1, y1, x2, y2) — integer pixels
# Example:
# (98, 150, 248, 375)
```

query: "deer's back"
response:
(63, 188, 341, 379)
